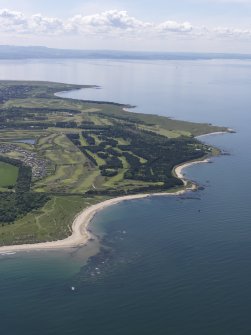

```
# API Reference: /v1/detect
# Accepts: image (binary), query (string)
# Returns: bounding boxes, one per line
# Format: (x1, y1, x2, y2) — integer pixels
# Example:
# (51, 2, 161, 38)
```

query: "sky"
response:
(0, 0, 251, 53)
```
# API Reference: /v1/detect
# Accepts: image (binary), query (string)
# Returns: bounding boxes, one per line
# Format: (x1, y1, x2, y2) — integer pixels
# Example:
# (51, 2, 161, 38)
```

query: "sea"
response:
(0, 58, 251, 335)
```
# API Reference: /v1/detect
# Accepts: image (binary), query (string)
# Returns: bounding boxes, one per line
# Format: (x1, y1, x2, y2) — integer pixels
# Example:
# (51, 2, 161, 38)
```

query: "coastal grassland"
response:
(0, 81, 230, 246)
(0, 161, 18, 188)
(0, 195, 109, 246)
(0, 80, 227, 137)
(88, 105, 227, 137)
(0, 80, 93, 101)
(3, 97, 97, 114)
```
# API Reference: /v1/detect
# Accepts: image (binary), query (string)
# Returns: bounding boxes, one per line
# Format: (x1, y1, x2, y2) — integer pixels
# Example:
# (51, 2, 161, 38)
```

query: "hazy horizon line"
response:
(1, 45, 251, 60)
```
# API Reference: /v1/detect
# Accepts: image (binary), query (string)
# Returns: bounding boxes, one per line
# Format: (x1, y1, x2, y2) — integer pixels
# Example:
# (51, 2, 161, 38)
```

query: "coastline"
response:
(173, 158, 209, 186)
(0, 158, 209, 254)
(196, 129, 234, 139)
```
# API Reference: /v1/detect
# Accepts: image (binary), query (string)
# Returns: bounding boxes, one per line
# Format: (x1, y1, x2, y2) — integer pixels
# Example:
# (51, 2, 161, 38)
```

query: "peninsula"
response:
(0, 81, 230, 249)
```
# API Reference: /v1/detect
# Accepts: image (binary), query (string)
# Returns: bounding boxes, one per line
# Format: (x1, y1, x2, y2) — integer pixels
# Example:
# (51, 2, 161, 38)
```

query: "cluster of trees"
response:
(0, 156, 50, 224)
(96, 135, 118, 147)
(106, 147, 121, 157)
(66, 123, 207, 194)
(100, 156, 123, 170)
(0, 192, 50, 223)
(66, 133, 79, 140)
(83, 145, 100, 153)
(100, 169, 118, 177)
(67, 132, 123, 175)
(55, 121, 78, 128)
(79, 147, 98, 166)
(15, 165, 32, 193)
(79, 124, 111, 130)
(66, 134, 96, 166)
(123, 152, 140, 166)
(0, 85, 34, 103)
(0, 84, 83, 104)
(66, 133, 81, 146)
(97, 152, 108, 159)
(121, 131, 205, 183)
(89, 125, 206, 184)
(82, 132, 96, 145)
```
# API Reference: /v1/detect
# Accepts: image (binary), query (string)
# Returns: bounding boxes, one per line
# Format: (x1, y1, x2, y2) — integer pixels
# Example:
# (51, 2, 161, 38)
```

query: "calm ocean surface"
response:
(0, 59, 251, 334)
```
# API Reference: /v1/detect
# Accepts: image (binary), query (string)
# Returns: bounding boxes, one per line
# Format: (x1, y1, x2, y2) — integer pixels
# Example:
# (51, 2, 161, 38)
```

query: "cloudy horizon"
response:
(1, 0, 251, 53)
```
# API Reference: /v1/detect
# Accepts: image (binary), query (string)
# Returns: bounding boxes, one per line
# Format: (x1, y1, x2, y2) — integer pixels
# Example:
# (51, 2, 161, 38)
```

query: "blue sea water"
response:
(0, 59, 251, 334)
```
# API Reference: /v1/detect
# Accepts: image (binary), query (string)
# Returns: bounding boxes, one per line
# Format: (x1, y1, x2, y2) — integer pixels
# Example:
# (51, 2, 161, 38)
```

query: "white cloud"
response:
(0, 7, 251, 42)
(67, 10, 152, 36)
(0, 8, 195, 37)
(0, 8, 24, 22)
(0, 8, 63, 34)
(157, 21, 193, 33)
(0, 8, 27, 33)
(213, 26, 251, 37)
(29, 14, 64, 34)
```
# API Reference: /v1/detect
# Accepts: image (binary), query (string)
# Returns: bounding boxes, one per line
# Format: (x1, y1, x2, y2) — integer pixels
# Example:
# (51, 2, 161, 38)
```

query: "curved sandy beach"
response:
(0, 159, 209, 253)
(174, 158, 209, 186)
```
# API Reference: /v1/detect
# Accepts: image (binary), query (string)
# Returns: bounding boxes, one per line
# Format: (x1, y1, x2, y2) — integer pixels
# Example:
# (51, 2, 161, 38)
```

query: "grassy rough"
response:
(0, 195, 109, 246)
(0, 81, 229, 246)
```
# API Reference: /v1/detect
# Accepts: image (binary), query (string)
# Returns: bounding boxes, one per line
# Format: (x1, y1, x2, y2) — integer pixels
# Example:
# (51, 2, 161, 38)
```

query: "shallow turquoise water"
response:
(0, 59, 251, 334)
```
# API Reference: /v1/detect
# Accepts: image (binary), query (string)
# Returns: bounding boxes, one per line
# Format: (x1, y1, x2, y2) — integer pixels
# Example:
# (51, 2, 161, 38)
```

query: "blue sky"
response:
(0, 0, 251, 52)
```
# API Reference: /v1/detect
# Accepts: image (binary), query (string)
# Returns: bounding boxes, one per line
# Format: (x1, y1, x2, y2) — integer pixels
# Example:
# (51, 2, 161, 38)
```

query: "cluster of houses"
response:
(0, 143, 48, 180)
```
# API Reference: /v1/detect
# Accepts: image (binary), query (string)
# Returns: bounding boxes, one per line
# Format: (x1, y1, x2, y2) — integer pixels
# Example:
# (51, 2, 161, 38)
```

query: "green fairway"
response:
(0, 80, 229, 246)
(0, 161, 19, 187)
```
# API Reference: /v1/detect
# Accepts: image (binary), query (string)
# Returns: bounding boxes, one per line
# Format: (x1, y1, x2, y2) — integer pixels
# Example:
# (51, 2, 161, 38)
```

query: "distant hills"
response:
(1, 45, 251, 61)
